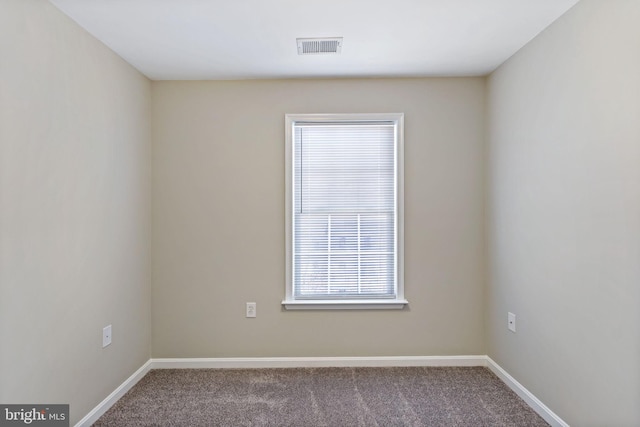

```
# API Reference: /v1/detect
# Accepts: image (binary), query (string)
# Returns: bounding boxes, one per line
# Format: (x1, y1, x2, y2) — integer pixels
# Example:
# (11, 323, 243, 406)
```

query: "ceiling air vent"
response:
(297, 37, 343, 55)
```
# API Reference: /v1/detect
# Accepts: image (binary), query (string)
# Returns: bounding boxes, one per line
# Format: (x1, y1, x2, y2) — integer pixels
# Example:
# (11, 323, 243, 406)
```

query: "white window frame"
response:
(283, 113, 407, 310)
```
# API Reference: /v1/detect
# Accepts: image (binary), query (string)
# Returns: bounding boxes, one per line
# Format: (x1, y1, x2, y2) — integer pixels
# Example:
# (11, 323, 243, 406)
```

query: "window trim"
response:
(283, 113, 406, 310)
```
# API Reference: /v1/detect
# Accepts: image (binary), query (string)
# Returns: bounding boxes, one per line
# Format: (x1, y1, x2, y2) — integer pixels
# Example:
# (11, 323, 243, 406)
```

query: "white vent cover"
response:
(297, 37, 343, 55)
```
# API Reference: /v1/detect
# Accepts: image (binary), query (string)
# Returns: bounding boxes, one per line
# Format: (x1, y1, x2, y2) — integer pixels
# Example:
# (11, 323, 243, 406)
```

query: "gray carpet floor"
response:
(93, 367, 550, 426)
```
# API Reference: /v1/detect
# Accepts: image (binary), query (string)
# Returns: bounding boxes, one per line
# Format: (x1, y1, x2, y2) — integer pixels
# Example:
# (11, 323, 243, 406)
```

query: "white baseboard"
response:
(486, 357, 569, 427)
(77, 356, 568, 427)
(74, 359, 152, 427)
(150, 355, 487, 369)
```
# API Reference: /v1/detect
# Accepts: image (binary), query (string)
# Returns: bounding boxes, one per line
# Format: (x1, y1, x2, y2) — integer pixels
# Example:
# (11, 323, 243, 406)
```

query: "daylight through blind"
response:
(292, 121, 397, 299)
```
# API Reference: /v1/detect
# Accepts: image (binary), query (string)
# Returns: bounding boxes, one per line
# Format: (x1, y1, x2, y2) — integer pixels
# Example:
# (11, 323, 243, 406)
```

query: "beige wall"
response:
(0, 1, 151, 424)
(152, 78, 486, 357)
(487, 1, 640, 425)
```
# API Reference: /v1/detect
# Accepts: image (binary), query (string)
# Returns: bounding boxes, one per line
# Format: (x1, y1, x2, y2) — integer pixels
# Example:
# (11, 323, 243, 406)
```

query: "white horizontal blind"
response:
(292, 121, 397, 299)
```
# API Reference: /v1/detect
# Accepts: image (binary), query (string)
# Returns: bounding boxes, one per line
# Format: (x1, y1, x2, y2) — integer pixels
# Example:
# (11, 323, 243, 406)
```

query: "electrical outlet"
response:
(246, 302, 257, 318)
(508, 312, 516, 333)
(103, 325, 112, 348)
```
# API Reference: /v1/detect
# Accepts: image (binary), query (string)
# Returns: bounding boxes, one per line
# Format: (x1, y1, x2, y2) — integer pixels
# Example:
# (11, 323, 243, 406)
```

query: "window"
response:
(284, 113, 406, 309)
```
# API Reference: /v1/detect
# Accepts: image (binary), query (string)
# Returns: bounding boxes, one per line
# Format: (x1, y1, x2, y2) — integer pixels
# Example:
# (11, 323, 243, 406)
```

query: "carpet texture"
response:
(93, 367, 550, 426)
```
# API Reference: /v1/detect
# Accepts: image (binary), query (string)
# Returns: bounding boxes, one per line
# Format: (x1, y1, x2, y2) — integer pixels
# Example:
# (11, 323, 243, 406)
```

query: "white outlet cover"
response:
(246, 302, 256, 318)
(103, 325, 112, 347)
(508, 312, 516, 333)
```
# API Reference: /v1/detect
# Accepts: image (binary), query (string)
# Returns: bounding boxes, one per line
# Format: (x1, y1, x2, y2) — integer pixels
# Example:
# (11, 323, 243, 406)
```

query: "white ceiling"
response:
(49, 0, 580, 81)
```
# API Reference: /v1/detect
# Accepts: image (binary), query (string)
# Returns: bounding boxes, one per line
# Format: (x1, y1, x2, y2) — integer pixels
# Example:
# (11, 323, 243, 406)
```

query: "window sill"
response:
(282, 299, 408, 310)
